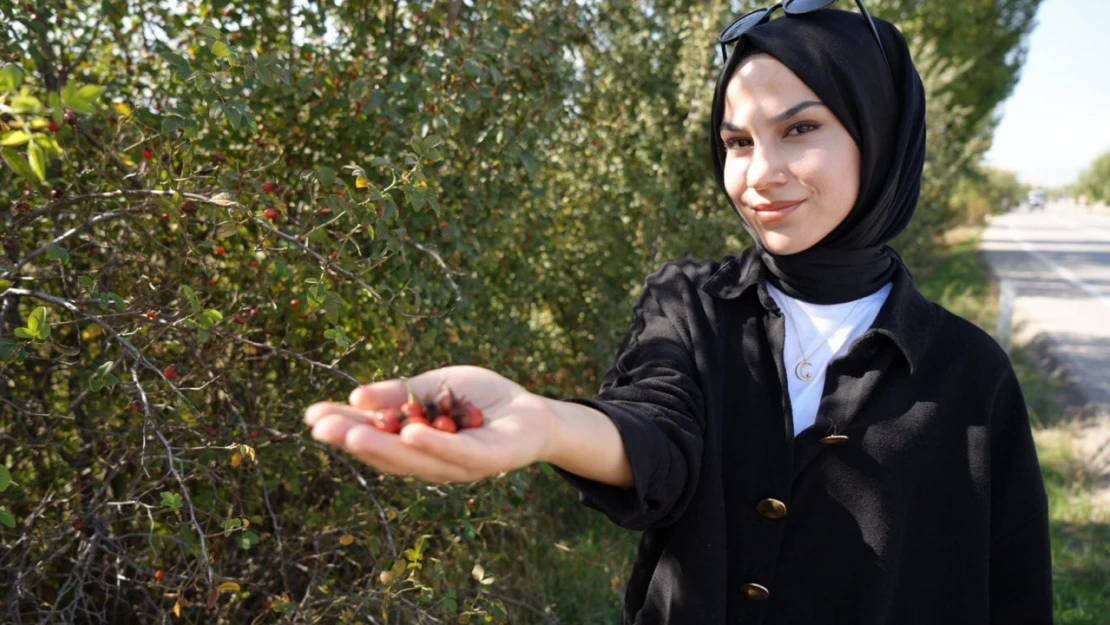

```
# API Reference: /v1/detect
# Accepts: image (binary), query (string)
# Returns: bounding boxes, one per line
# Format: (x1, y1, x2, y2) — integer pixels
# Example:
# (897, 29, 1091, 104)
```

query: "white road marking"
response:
(1005, 219, 1110, 310)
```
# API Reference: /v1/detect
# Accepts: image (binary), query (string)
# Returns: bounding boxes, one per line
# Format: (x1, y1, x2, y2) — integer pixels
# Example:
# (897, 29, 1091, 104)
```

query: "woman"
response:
(304, 4, 1053, 623)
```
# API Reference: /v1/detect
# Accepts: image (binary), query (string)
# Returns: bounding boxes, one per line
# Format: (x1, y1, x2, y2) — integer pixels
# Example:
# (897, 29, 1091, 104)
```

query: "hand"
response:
(303, 365, 559, 483)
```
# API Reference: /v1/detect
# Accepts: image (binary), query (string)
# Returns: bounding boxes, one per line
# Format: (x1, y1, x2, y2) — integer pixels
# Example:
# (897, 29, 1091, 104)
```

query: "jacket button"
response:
(740, 583, 770, 601)
(820, 434, 850, 445)
(756, 498, 787, 519)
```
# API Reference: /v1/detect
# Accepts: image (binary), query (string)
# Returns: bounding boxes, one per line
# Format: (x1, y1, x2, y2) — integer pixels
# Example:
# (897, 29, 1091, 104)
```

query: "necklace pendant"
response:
(794, 360, 815, 382)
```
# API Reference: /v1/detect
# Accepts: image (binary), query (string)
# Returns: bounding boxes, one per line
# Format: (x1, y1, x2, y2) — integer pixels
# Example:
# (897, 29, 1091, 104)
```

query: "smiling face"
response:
(719, 53, 861, 256)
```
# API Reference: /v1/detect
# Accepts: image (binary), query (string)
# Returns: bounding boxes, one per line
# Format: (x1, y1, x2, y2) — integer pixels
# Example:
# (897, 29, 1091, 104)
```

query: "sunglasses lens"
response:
(720, 8, 771, 43)
(783, 0, 837, 13)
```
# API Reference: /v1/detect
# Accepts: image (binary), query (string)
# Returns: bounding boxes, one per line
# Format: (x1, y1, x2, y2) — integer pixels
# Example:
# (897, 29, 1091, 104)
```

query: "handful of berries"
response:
(370, 384, 484, 435)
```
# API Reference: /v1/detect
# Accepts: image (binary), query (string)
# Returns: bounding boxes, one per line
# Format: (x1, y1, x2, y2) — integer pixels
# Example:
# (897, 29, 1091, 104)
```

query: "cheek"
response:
(793, 143, 859, 206)
(722, 156, 748, 196)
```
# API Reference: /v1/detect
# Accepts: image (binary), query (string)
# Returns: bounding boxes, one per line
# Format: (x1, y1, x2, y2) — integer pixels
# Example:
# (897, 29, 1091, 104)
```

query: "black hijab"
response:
(709, 9, 927, 304)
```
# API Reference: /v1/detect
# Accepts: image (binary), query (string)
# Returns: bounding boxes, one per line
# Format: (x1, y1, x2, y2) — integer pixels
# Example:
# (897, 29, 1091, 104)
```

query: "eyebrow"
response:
(719, 100, 825, 134)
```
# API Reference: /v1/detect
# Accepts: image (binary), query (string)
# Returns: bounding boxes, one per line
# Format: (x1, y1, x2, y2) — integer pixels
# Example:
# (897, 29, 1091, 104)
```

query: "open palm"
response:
(303, 365, 558, 483)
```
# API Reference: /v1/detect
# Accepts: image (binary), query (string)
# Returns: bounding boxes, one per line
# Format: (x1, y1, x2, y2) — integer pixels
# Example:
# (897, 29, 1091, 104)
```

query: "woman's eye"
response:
(787, 122, 821, 136)
(723, 137, 752, 150)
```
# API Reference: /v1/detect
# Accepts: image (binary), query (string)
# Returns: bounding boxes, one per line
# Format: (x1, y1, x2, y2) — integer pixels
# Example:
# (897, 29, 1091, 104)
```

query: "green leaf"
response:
(1, 147, 40, 184)
(76, 84, 106, 104)
(236, 530, 261, 550)
(0, 509, 14, 529)
(196, 309, 223, 329)
(219, 101, 242, 129)
(0, 279, 12, 290)
(0, 130, 30, 147)
(0, 337, 26, 363)
(10, 95, 42, 114)
(59, 82, 98, 114)
(49, 92, 63, 125)
(315, 166, 336, 187)
(182, 284, 202, 313)
(463, 59, 483, 79)
(0, 465, 11, 493)
(33, 133, 63, 156)
(196, 25, 224, 40)
(46, 243, 69, 265)
(216, 222, 240, 239)
(78, 276, 94, 290)
(324, 291, 344, 324)
(25, 306, 50, 341)
(157, 48, 194, 79)
(211, 41, 231, 58)
(0, 63, 25, 91)
(27, 141, 46, 182)
(160, 491, 183, 510)
(161, 115, 189, 134)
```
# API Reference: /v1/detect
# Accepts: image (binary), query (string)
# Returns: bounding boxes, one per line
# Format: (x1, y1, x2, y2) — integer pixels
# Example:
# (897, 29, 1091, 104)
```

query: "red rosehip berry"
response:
(262, 181, 278, 193)
(129, 400, 143, 413)
(163, 365, 179, 379)
(145, 310, 158, 319)
(48, 119, 59, 132)
(264, 208, 279, 220)
(160, 212, 170, 221)
(154, 570, 166, 581)
(401, 399, 426, 422)
(501, 505, 510, 513)
(432, 415, 458, 433)
(289, 299, 299, 308)
(458, 401, 484, 429)
(180, 201, 197, 213)
(64, 110, 78, 124)
(436, 392, 455, 417)
(318, 208, 332, 217)
(249, 260, 259, 268)
(467, 498, 477, 506)
(214, 245, 225, 256)
(249, 431, 260, 440)
(209, 279, 218, 286)
(143, 148, 154, 160)
(375, 407, 403, 434)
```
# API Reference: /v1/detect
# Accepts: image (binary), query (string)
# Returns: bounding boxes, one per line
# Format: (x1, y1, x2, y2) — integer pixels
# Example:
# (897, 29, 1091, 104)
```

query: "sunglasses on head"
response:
(717, 0, 892, 76)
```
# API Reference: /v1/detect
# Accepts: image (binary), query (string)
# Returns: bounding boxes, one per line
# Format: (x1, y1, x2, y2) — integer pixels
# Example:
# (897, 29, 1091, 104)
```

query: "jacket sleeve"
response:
(988, 367, 1054, 625)
(551, 264, 706, 531)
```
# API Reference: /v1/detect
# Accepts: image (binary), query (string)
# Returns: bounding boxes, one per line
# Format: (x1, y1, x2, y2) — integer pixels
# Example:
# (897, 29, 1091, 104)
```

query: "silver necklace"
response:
(783, 296, 862, 382)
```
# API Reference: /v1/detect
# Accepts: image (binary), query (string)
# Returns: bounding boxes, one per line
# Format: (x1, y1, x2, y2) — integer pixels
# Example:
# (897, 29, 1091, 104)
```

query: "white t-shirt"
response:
(765, 281, 893, 437)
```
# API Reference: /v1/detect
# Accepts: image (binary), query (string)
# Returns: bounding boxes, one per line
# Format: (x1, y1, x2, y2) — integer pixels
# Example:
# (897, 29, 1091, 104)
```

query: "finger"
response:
(348, 369, 448, 411)
(399, 422, 489, 472)
(344, 425, 475, 483)
(303, 401, 375, 428)
(308, 416, 411, 475)
(308, 403, 484, 482)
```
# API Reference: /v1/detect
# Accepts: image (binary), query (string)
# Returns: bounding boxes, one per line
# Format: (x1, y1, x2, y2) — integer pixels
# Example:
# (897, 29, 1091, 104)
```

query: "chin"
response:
(759, 235, 813, 256)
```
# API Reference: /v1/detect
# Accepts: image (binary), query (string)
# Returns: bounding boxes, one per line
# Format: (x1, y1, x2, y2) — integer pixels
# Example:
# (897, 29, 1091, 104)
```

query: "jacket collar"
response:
(700, 246, 935, 375)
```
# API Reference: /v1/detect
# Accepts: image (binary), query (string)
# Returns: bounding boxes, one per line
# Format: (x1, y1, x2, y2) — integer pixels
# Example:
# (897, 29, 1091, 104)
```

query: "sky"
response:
(984, 0, 1110, 189)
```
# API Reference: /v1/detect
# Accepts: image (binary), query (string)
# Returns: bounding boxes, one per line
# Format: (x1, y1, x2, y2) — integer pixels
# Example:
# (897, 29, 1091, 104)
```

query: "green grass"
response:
(919, 225, 1110, 625)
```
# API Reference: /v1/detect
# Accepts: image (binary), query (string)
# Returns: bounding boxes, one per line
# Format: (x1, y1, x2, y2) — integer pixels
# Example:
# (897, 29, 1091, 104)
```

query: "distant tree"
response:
(1074, 150, 1110, 204)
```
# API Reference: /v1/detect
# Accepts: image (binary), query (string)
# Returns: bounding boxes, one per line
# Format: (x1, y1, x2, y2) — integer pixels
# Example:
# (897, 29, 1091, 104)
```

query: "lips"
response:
(749, 199, 803, 223)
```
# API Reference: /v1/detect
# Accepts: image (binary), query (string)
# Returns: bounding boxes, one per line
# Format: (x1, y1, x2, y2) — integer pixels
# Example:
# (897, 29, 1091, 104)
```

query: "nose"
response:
(746, 140, 788, 191)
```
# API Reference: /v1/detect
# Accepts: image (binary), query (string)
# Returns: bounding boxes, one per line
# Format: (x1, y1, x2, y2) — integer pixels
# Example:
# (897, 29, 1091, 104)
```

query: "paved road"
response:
(980, 201, 1110, 488)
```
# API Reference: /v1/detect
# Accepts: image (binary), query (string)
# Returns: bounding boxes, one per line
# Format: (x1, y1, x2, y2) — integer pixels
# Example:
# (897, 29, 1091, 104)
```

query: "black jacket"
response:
(554, 247, 1052, 624)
